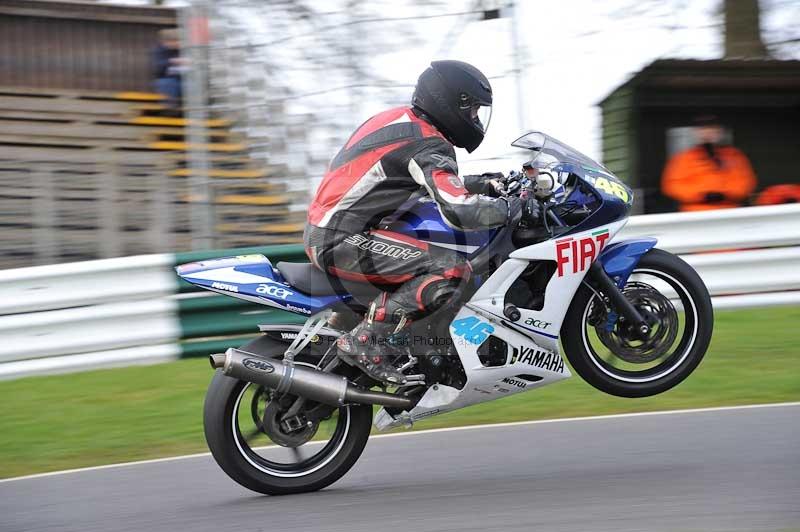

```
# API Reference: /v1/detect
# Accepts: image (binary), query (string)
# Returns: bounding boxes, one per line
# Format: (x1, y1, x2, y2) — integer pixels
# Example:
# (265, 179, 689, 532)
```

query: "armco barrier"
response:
(0, 204, 798, 380)
(618, 203, 800, 253)
(0, 254, 177, 315)
(0, 245, 307, 380)
(683, 247, 800, 296)
(0, 299, 179, 363)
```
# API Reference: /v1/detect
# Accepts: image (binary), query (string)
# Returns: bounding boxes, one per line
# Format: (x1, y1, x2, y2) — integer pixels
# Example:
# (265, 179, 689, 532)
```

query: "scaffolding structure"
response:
(181, 0, 526, 249)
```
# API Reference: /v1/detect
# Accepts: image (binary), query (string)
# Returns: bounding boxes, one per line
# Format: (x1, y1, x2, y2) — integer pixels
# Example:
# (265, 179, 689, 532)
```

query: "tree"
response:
(724, 0, 768, 58)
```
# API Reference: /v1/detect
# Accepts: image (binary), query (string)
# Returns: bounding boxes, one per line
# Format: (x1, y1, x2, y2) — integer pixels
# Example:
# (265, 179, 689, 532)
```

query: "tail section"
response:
(176, 254, 342, 316)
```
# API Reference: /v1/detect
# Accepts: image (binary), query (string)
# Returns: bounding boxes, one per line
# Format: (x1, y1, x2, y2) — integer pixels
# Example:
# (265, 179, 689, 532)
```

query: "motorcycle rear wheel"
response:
(203, 355, 372, 495)
(562, 248, 713, 397)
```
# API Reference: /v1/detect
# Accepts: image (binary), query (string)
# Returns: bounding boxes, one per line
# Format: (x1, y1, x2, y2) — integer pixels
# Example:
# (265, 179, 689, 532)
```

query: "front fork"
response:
(587, 262, 650, 339)
(545, 207, 651, 338)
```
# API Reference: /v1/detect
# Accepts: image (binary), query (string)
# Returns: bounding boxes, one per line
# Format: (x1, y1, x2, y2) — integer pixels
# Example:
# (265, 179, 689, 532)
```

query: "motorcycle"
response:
(177, 131, 713, 495)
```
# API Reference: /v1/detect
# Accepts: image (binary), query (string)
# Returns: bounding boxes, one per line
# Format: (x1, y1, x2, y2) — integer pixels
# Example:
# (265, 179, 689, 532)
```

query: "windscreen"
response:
(512, 130, 633, 212)
(511, 131, 610, 174)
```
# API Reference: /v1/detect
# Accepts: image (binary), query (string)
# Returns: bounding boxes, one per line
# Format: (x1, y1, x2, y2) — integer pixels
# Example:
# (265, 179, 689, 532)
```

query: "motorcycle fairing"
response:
(176, 255, 344, 315)
(374, 303, 572, 430)
(598, 238, 658, 288)
(375, 219, 628, 429)
(505, 219, 628, 346)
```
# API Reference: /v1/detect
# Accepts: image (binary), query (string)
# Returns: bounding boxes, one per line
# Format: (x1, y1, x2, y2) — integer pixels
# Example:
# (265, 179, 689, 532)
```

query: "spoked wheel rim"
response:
(231, 372, 351, 478)
(580, 268, 699, 383)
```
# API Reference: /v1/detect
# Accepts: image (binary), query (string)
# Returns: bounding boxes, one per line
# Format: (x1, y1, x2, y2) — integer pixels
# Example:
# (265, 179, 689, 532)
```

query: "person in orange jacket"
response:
(661, 115, 757, 212)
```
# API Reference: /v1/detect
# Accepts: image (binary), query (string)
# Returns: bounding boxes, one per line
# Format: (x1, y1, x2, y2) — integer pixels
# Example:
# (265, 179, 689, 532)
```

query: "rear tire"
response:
(561, 248, 713, 397)
(204, 365, 373, 495)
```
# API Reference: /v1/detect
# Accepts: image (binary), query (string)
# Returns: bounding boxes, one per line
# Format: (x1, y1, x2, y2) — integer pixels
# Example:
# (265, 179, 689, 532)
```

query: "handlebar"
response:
(501, 166, 572, 247)
(466, 170, 573, 272)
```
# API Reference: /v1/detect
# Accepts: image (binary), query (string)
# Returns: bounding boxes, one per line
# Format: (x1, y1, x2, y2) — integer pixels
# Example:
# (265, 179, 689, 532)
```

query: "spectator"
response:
(661, 114, 757, 211)
(152, 28, 186, 111)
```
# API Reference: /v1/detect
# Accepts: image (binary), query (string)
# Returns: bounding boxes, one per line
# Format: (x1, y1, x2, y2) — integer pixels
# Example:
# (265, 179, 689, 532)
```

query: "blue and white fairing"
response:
(384, 197, 496, 258)
(176, 255, 345, 315)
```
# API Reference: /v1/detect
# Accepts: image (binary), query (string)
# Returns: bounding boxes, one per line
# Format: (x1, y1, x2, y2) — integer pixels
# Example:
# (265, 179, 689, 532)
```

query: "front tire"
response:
(203, 368, 373, 495)
(562, 248, 713, 397)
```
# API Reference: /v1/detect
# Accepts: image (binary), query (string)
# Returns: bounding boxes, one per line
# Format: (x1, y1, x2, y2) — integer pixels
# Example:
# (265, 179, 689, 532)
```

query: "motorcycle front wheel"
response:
(562, 248, 713, 398)
(203, 357, 372, 495)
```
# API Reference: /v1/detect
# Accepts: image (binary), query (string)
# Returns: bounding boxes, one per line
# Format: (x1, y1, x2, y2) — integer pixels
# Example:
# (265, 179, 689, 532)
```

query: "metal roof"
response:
(599, 58, 800, 106)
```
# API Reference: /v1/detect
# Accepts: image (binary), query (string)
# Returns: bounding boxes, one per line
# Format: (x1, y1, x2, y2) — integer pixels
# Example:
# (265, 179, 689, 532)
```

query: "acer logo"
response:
(555, 229, 610, 277)
(256, 283, 293, 300)
(242, 358, 275, 373)
(524, 318, 551, 329)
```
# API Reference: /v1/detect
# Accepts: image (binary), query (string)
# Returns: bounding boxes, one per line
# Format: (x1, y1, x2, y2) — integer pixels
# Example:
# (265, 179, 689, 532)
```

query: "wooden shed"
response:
(0, 0, 177, 91)
(599, 59, 800, 213)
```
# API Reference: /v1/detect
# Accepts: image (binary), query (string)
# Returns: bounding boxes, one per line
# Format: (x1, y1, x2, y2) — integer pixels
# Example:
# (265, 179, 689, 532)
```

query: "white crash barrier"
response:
(619, 203, 800, 254)
(0, 299, 180, 363)
(0, 343, 182, 381)
(0, 253, 177, 315)
(0, 203, 798, 379)
(685, 246, 800, 296)
(711, 291, 800, 310)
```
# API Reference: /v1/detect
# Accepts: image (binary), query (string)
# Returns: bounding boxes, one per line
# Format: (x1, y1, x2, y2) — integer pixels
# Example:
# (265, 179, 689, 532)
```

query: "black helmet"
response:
(412, 60, 493, 153)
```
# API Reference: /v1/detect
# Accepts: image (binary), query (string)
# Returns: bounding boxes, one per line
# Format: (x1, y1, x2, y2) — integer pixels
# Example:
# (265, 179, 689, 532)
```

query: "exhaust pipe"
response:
(210, 348, 413, 409)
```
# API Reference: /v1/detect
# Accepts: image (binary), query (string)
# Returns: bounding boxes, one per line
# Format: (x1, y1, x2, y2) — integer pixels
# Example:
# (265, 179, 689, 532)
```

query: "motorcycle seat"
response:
(276, 262, 384, 298)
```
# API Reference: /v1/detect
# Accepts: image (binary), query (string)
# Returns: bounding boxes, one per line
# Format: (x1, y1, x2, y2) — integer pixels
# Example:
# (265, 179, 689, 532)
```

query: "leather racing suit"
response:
(304, 106, 513, 324)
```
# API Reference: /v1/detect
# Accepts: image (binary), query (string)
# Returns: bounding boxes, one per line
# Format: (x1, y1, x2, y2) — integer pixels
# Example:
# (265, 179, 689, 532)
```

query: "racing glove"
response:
(464, 172, 505, 197)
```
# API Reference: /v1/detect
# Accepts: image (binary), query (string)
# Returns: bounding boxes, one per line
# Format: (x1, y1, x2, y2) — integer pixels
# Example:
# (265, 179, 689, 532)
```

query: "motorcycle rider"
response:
(304, 60, 540, 384)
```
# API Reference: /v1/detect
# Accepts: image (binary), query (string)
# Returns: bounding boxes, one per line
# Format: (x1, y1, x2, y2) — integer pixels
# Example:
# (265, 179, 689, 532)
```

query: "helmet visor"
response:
(471, 104, 492, 133)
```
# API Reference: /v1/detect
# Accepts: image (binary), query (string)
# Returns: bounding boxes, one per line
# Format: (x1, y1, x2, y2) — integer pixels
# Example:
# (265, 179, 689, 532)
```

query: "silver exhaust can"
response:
(210, 348, 413, 409)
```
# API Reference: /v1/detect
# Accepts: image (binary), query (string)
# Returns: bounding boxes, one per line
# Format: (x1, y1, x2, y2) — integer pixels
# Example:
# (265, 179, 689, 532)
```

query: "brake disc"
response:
(595, 282, 679, 364)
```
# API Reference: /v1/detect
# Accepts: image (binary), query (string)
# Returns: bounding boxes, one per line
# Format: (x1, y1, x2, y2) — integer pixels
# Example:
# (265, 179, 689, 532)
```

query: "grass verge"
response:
(1, 307, 798, 479)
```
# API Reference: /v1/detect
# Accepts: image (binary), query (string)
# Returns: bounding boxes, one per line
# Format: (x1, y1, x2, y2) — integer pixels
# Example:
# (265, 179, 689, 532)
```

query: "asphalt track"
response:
(2, 403, 799, 532)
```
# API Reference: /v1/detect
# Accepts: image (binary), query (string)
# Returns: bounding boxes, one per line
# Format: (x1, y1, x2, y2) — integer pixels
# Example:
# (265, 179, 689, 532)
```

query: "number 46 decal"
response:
(451, 316, 494, 345)
(594, 176, 630, 203)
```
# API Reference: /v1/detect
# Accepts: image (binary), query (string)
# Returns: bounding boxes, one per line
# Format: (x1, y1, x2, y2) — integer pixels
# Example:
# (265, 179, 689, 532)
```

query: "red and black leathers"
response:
(305, 106, 512, 322)
(305, 105, 517, 383)
(307, 106, 509, 235)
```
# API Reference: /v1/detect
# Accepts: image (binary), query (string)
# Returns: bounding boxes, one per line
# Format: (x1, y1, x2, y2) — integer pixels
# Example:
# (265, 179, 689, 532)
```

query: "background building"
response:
(600, 58, 800, 213)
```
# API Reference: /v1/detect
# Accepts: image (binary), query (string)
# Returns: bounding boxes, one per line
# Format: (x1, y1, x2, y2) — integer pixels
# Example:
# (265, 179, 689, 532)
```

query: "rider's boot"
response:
(327, 310, 360, 332)
(336, 296, 412, 385)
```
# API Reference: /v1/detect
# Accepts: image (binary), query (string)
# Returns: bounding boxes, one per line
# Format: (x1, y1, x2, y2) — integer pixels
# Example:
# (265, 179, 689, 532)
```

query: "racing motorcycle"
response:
(177, 132, 713, 495)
